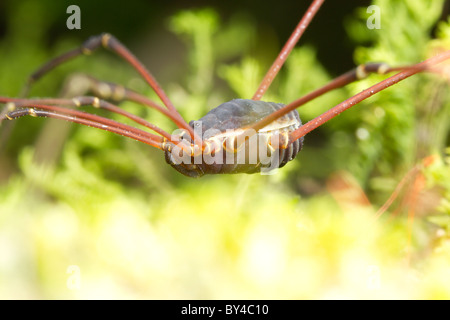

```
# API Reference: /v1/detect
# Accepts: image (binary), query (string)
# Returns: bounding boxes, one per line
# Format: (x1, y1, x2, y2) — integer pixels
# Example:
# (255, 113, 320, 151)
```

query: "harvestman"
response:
(0, 0, 449, 177)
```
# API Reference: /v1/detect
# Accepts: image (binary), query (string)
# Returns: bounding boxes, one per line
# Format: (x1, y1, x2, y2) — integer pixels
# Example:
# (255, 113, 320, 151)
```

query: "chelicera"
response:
(0, 0, 449, 178)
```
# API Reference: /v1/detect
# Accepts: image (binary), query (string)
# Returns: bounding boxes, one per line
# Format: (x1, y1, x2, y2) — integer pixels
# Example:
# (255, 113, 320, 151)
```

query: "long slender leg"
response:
(20, 48, 83, 97)
(1, 106, 164, 150)
(289, 50, 450, 143)
(19, 33, 198, 141)
(1, 103, 158, 140)
(23, 34, 172, 111)
(249, 63, 404, 132)
(60, 74, 189, 130)
(374, 155, 435, 220)
(374, 163, 420, 220)
(0, 97, 174, 142)
(252, 0, 325, 100)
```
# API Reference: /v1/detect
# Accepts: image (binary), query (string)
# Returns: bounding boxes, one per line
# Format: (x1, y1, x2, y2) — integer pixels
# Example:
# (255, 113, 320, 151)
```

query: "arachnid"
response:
(1, 0, 449, 178)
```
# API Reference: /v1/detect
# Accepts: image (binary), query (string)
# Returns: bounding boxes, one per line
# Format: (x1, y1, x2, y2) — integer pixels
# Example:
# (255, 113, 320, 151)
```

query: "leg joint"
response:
(101, 33, 112, 48)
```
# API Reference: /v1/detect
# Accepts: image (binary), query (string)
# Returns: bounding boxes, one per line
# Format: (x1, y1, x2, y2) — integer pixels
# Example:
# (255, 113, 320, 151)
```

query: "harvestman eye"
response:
(0, 0, 449, 178)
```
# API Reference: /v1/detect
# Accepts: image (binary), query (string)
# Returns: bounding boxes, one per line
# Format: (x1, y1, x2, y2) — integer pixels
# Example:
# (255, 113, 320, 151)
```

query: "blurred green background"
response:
(0, 0, 449, 299)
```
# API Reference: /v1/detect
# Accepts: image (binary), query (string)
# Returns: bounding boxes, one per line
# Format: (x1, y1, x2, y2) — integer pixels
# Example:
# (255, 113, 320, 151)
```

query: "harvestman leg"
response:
(247, 0, 423, 134)
(1, 74, 192, 144)
(0, 96, 176, 141)
(2, 104, 164, 149)
(0, 0, 324, 152)
(17, 32, 198, 141)
(3, 0, 324, 149)
(240, 50, 450, 146)
(249, 63, 408, 132)
(247, 0, 448, 144)
(61, 74, 189, 129)
(287, 51, 450, 142)
(252, 0, 325, 100)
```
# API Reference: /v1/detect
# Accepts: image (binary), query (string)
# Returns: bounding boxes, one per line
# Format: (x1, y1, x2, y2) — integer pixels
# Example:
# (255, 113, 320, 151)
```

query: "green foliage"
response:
(0, 0, 449, 299)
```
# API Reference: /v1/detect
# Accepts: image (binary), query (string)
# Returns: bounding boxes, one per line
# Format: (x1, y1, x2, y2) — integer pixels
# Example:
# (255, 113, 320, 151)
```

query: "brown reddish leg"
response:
(3, 105, 164, 149)
(247, 0, 449, 140)
(288, 50, 450, 143)
(61, 74, 197, 134)
(61, 74, 181, 124)
(248, 63, 405, 133)
(18, 33, 199, 142)
(242, 50, 450, 143)
(373, 155, 438, 266)
(252, 0, 325, 100)
(1, 96, 175, 143)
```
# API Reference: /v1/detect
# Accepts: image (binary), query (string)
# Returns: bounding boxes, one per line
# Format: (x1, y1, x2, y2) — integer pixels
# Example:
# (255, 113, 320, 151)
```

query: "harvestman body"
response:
(0, 0, 449, 178)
